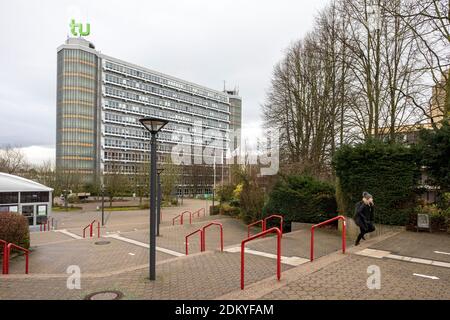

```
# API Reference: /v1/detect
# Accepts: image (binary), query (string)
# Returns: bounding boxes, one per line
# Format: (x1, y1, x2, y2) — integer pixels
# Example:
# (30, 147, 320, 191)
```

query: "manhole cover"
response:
(85, 290, 123, 300)
(94, 241, 111, 245)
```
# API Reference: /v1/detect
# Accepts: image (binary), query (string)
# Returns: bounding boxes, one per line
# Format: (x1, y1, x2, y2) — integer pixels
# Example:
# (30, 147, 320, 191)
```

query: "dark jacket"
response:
(354, 201, 375, 232)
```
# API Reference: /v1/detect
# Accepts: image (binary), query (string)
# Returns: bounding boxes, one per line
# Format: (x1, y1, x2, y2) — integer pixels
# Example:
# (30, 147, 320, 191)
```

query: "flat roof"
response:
(0, 172, 53, 193)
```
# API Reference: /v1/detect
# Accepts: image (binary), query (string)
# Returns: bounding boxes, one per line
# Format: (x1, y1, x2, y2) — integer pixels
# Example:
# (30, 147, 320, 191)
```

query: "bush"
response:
(263, 175, 337, 229)
(408, 205, 450, 232)
(0, 212, 30, 249)
(417, 122, 450, 193)
(219, 203, 240, 217)
(333, 140, 420, 225)
(216, 184, 235, 202)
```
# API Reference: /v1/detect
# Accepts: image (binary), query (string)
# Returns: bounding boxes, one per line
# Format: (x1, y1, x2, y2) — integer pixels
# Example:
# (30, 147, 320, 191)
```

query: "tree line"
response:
(263, 0, 449, 178)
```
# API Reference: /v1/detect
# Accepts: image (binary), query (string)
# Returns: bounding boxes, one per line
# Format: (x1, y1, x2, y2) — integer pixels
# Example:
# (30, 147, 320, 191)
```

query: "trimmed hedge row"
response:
(333, 140, 420, 225)
(263, 175, 337, 230)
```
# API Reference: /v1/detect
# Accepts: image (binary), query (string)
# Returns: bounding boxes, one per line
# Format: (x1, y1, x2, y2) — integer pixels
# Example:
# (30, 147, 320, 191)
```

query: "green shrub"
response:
(0, 212, 30, 249)
(220, 203, 240, 217)
(263, 175, 337, 229)
(333, 140, 420, 225)
(417, 122, 450, 193)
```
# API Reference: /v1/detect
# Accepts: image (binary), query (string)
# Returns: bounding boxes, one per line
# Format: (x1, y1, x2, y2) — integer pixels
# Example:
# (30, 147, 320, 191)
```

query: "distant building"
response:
(56, 38, 242, 195)
(0, 173, 53, 228)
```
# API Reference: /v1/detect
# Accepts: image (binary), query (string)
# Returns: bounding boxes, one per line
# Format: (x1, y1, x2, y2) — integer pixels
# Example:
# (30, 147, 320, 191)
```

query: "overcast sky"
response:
(0, 0, 330, 164)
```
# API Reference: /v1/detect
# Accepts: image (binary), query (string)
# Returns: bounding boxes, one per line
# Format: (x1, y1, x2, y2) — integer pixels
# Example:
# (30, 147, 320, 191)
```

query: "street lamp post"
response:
(101, 182, 105, 226)
(139, 117, 168, 281)
(156, 168, 164, 237)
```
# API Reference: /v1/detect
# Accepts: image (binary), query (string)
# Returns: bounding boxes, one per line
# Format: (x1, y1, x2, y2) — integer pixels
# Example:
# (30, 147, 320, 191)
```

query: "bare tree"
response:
(0, 145, 28, 174)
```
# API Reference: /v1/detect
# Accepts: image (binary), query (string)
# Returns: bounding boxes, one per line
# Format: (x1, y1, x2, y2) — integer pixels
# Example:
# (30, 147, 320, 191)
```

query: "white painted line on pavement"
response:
(104, 233, 184, 257)
(413, 273, 439, 280)
(224, 246, 309, 266)
(53, 229, 83, 240)
(434, 251, 450, 256)
(355, 249, 450, 269)
(128, 253, 135, 256)
(354, 248, 391, 259)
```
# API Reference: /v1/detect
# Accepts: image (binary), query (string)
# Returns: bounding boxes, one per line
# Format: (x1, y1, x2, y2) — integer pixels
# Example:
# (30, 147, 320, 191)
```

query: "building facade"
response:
(56, 38, 238, 195)
(0, 173, 53, 228)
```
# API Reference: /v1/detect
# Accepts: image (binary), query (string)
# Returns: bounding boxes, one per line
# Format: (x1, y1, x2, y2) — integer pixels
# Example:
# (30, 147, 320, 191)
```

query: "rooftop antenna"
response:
(223, 80, 226, 92)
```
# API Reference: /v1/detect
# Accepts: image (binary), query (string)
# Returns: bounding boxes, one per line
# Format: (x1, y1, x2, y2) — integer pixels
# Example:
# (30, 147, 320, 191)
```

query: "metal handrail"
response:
(264, 214, 284, 238)
(195, 208, 205, 218)
(241, 227, 281, 290)
(185, 229, 202, 255)
(181, 210, 192, 224)
(90, 220, 100, 238)
(5, 243, 30, 274)
(1, 239, 7, 274)
(201, 222, 223, 252)
(310, 215, 346, 261)
(172, 214, 182, 225)
(247, 219, 265, 238)
(83, 224, 91, 238)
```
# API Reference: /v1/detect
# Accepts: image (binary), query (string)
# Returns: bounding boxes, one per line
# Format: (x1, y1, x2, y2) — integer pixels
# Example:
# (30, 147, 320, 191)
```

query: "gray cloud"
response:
(0, 0, 329, 150)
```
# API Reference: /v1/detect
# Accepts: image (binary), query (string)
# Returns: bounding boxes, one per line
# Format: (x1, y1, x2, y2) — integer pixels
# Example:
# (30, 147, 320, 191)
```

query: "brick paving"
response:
(369, 231, 450, 263)
(260, 254, 450, 300)
(3, 205, 450, 300)
(7, 237, 173, 274)
(0, 250, 293, 300)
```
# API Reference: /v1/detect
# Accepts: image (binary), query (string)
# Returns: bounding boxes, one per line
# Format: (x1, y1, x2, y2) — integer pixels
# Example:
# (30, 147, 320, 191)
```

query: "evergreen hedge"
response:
(263, 175, 337, 229)
(332, 140, 420, 225)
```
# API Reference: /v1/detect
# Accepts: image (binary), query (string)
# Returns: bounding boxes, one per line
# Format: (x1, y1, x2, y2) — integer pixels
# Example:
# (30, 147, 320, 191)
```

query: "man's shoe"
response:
(355, 240, 360, 246)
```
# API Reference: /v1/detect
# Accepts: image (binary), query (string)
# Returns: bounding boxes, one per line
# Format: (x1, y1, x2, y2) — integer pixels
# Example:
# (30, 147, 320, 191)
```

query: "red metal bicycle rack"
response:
(3, 242, 30, 274)
(247, 219, 265, 238)
(185, 229, 203, 255)
(201, 222, 223, 252)
(1, 239, 7, 274)
(172, 214, 182, 225)
(241, 227, 281, 290)
(181, 210, 192, 224)
(264, 214, 284, 238)
(310, 215, 346, 261)
(83, 220, 100, 238)
(194, 208, 205, 218)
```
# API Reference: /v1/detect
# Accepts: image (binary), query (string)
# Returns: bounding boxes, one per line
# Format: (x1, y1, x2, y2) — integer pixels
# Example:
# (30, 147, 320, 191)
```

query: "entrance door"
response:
(21, 205, 35, 226)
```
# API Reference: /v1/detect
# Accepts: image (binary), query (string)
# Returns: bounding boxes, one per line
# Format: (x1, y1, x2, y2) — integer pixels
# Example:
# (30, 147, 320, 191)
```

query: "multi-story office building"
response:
(224, 89, 242, 169)
(56, 37, 239, 195)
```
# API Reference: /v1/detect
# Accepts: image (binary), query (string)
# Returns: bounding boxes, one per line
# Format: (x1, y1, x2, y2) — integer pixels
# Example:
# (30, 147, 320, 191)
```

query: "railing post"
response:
(4, 245, 9, 274)
(277, 229, 281, 280)
(310, 227, 315, 261)
(97, 221, 100, 238)
(240, 241, 245, 290)
(342, 219, 346, 254)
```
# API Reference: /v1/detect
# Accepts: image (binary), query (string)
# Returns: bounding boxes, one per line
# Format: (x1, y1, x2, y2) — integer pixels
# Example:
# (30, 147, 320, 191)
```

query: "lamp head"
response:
(139, 117, 169, 134)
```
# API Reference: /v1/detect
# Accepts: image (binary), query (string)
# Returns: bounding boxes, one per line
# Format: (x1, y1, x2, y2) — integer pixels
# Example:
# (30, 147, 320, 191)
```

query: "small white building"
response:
(0, 172, 53, 228)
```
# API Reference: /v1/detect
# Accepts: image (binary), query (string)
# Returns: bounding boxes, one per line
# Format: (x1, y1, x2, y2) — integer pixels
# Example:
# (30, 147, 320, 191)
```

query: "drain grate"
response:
(94, 241, 111, 245)
(85, 290, 123, 300)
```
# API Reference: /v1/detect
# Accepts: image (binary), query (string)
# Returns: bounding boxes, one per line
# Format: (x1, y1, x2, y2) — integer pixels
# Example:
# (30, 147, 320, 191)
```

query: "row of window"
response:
(104, 73, 229, 114)
(103, 86, 229, 124)
(0, 192, 49, 204)
(104, 61, 228, 104)
(104, 124, 228, 145)
(104, 109, 227, 132)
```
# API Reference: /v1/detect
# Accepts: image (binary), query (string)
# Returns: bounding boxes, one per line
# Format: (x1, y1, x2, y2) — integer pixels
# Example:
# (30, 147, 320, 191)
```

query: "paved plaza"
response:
(1, 198, 450, 300)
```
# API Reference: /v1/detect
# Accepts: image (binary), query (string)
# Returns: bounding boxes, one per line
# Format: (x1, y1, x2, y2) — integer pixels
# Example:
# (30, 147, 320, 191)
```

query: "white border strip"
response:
(104, 234, 184, 257)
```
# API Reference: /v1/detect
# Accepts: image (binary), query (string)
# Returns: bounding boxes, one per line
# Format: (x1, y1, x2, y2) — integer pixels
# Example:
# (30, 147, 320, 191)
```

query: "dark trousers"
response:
(356, 227, 367, 243)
